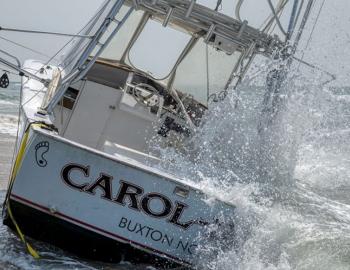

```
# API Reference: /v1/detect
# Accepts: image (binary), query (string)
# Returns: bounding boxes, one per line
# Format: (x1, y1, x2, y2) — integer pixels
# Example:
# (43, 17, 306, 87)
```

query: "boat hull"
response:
(4, 125, 235, 266)
(3, 199, 177, 267)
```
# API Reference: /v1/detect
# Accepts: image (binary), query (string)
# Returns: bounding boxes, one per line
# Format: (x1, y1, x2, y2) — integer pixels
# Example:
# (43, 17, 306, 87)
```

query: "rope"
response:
(0, 35, 51, 58)
(0, 2, 107, 110)
(298, 0, 326, 62)
(2, 2, 121, 260)
(0, 68, 20, 76)
(0, 27, 93, 38)
(21, 84, 47, 107)
(292, 0, 334, 84)
(214, 0, 222, 11)
(292, 0, 305, 35)
(36, 10, 104, 71)
(261, 0, 288, 33)
(266, 0, 287, 36)
(45, 2, 111, 76)
(5, 123, 46, 259)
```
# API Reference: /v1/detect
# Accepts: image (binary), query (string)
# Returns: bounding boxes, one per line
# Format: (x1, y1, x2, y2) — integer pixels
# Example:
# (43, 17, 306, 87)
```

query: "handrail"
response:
(261, 0, 289, 33)
(138, 0, 282, 55)
(235, 0, 244, 22)
(0, 49, 21, 67)
(236, 0, 289, 37)
(0, 49, 49, 85)
(292, 56, 336, 85)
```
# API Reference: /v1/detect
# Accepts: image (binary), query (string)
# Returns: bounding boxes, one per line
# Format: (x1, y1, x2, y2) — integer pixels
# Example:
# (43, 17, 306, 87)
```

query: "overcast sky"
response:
(0, 0, 349, 85)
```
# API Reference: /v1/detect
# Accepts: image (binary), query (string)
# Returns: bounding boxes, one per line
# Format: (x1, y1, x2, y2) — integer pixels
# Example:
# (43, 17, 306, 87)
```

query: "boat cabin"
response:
(51, 60, 206, 163)
(28, 0, 281, 164)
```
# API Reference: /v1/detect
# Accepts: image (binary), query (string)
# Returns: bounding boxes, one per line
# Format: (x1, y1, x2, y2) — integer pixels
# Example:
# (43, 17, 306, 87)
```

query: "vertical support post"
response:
(286, 0, 300, 41)
(163, 7, 174, 27)
(205, 24, 216, 43)
(185, 0, 196, 18)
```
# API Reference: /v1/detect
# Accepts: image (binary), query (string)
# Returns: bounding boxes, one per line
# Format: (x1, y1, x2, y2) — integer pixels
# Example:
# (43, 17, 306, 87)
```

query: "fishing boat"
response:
(0, 0, 319, 267)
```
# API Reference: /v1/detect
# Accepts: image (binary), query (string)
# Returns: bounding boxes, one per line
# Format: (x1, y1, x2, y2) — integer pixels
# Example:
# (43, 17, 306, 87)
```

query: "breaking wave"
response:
(0, 114, 18, 136)
(0, 72, 349, 269)
(151, 68, 350, 270)
(0, 85, 20, 136)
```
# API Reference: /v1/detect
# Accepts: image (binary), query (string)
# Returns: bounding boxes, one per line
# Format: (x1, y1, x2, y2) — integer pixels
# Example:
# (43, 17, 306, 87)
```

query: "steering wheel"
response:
(130, 83, 160, 107)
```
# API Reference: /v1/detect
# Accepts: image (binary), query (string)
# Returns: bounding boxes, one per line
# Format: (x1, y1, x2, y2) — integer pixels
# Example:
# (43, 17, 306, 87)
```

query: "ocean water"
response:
(0, 73, 349, 270)
(0, 84, 21, 136)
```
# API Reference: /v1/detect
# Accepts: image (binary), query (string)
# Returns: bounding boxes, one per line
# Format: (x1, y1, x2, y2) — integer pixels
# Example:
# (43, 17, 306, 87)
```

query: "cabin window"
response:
(173, 39, 242, 104)
(98, 6, 144, 61)
(128, 20, 191, 79)
(60, 87, 79, 110)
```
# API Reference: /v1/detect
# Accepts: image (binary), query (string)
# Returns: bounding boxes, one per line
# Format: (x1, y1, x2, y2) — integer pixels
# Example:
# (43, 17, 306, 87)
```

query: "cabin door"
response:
(63, 81, 120, 148)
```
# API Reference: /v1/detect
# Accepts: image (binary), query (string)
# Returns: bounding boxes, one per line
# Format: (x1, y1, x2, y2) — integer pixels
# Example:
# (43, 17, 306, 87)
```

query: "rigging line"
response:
(298, 0, 326, 62)
(289, 0, 314, 56)
(0, 35, 51, 58)
(261, 0, 288, 33)
(0, 2, 108, 123)
(293, 56, 336, 80)
(266, 0, 287, 36)
(21, 84, 47, 107)
(54, 41, 90, 74)
(0, 68, 21, 76)
(30, 2, 107, 76)
(290, 0, 305, 36)
(36, 2, 125, 113)
(267, 1, 286, 35)
(23, 2, 107, 89)
(214, 0, 222, 11)
(0, 27, 93, 39)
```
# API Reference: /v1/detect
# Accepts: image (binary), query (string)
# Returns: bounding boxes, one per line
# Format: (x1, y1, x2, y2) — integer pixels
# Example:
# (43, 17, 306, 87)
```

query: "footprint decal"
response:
(35, 141, 50, 167)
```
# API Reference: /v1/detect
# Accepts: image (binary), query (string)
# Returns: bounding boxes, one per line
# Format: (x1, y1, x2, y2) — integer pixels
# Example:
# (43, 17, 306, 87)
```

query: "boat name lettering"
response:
(61, 163, 197, 230)
(118, 216, 198, 255)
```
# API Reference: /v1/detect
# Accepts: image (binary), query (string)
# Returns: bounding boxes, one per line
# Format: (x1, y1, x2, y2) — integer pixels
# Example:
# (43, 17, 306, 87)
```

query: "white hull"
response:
(9, 125, 235, 265)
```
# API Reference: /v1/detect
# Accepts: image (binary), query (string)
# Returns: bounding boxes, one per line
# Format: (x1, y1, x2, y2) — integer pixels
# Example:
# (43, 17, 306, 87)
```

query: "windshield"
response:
(84, 3, 249, 105)
(173, 39, 242, 104)
(128, 20, 191, 79)
(58, 0, 293, 83)
(99, 5, 145, 61)
(192, 0, 301, 42)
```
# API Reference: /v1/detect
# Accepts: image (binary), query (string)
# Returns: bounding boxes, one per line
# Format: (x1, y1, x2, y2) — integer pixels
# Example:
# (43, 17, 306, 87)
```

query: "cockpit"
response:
(44, 0, 282, 164)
